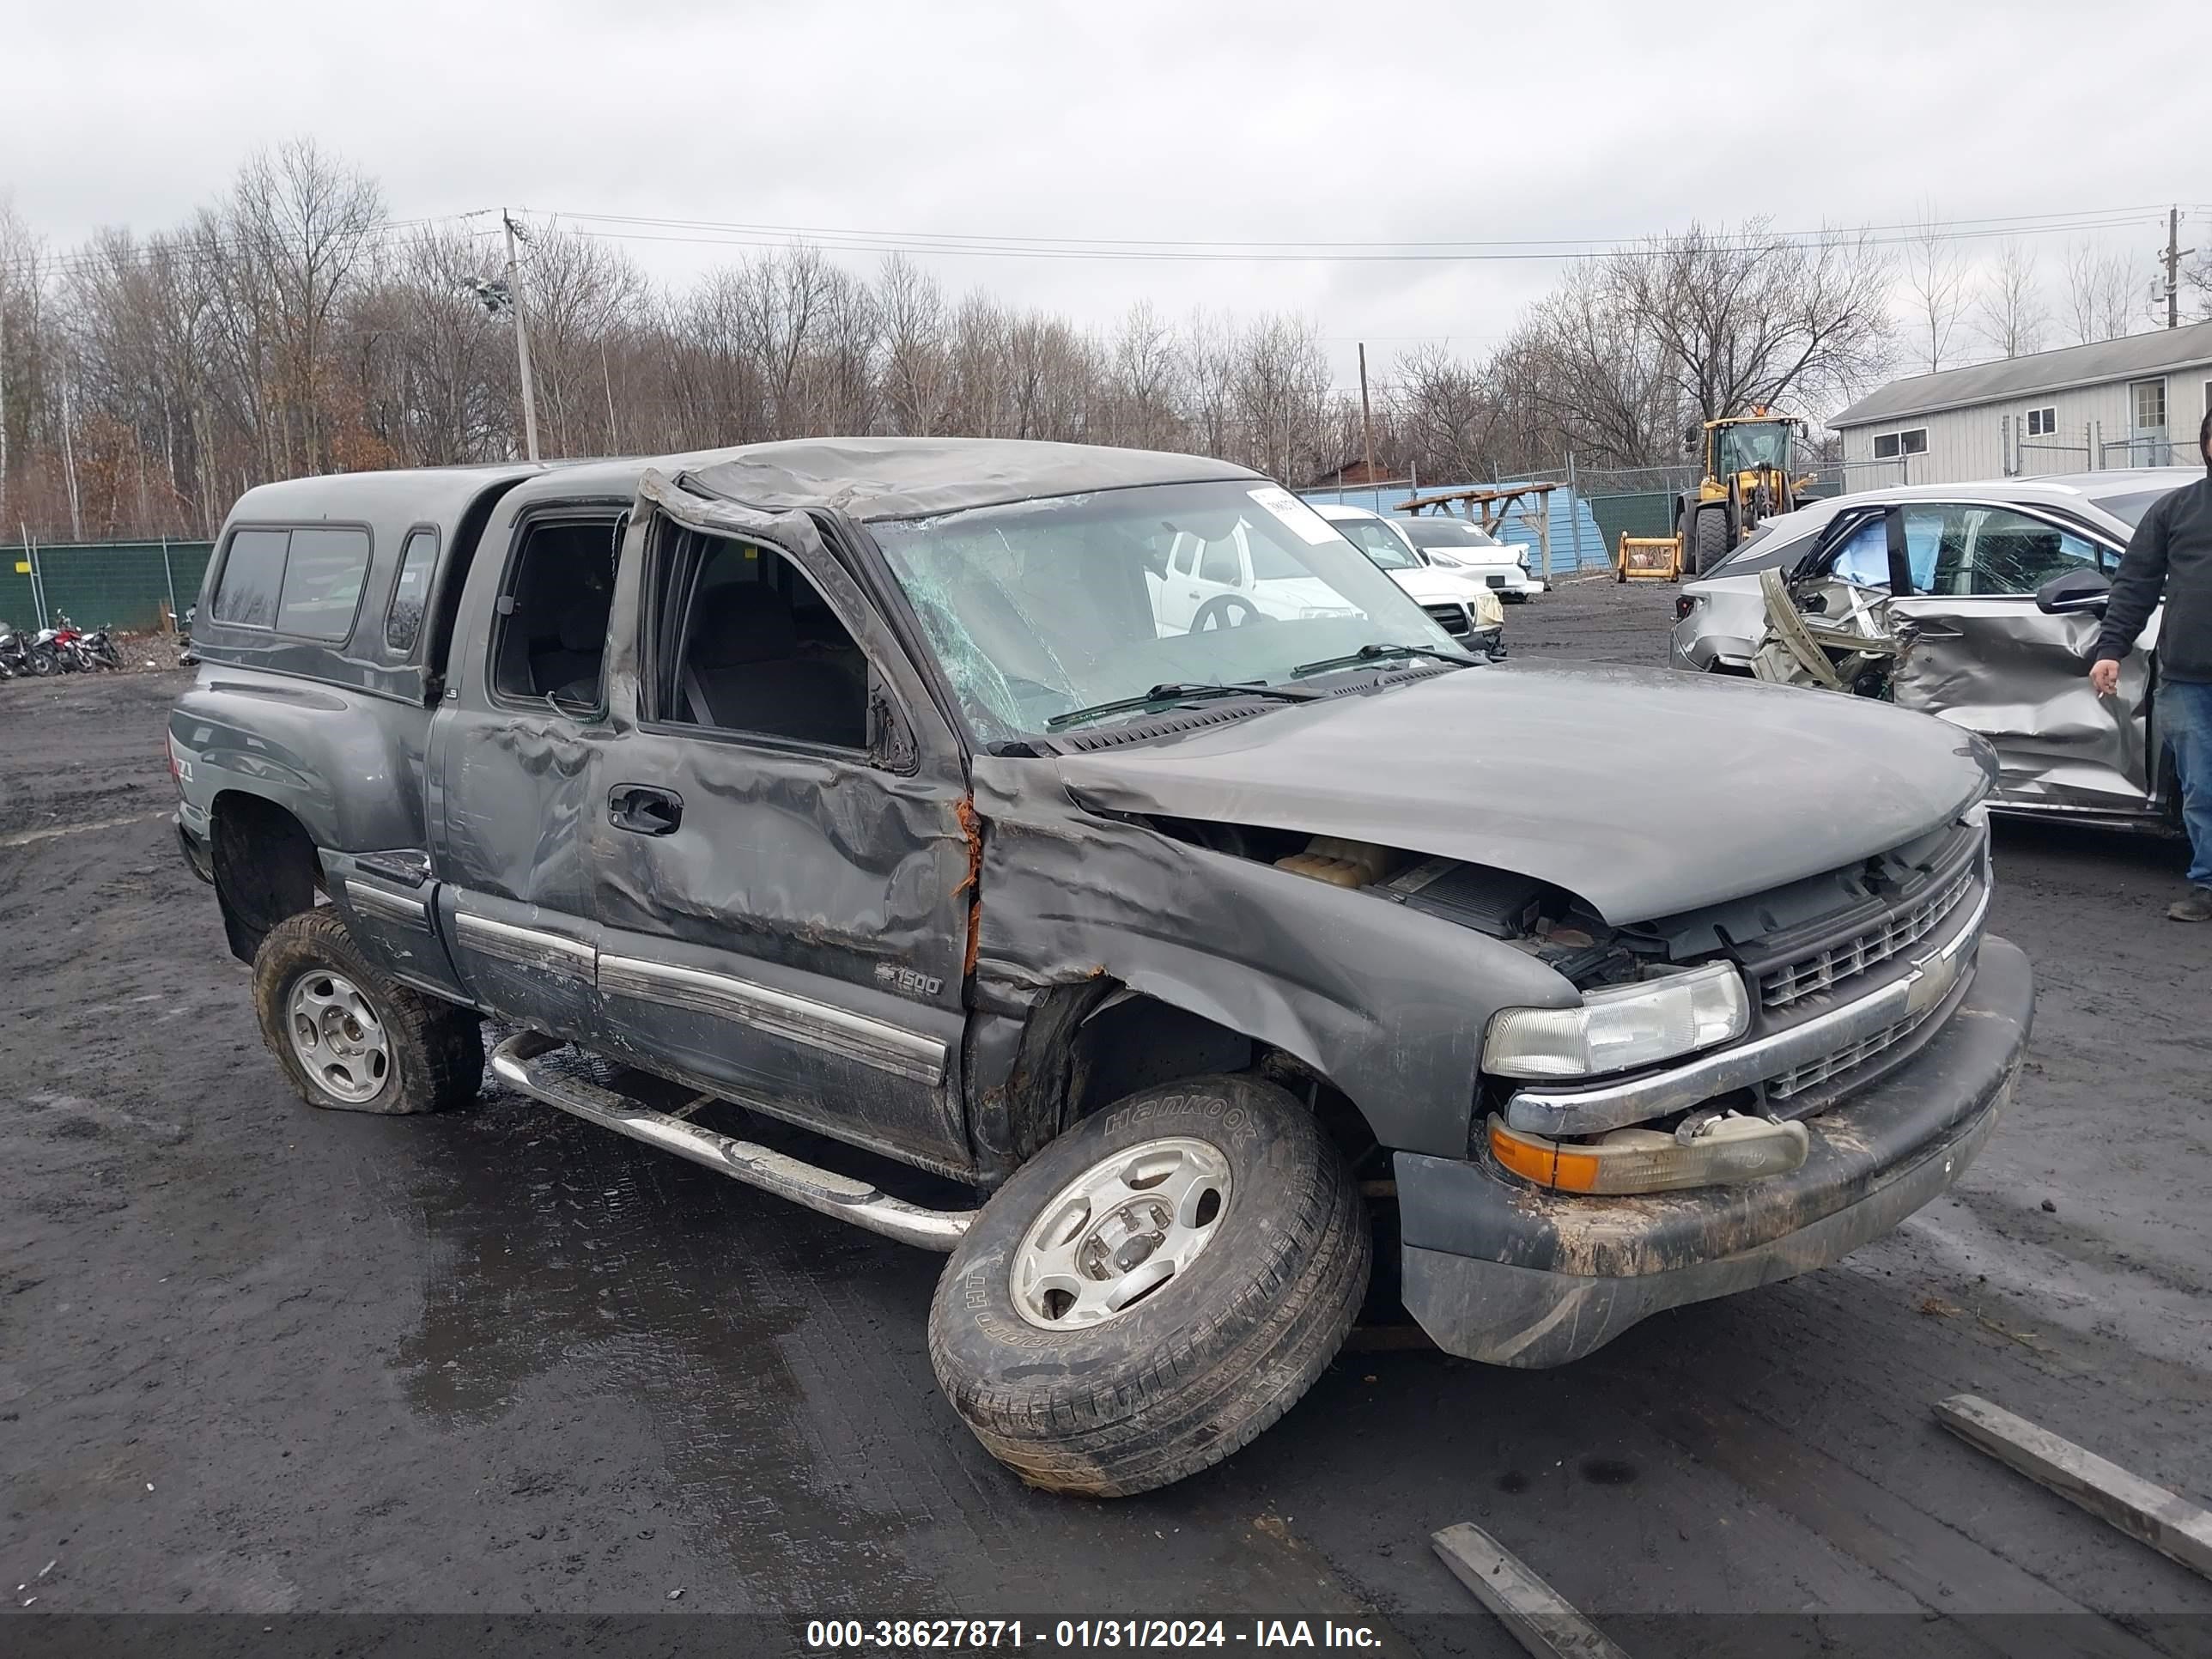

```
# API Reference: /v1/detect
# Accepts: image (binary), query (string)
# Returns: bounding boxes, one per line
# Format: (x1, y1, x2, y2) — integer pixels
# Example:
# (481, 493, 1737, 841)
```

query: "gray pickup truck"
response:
(171, 438, 2033, 1496)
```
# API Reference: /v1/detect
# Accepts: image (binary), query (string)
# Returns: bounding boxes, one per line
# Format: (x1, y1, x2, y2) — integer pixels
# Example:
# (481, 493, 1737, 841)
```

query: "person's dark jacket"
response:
(2095, 470, 2212, 684)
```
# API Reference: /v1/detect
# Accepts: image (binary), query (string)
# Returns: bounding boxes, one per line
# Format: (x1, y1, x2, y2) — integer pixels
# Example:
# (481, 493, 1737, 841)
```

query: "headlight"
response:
(1484, 962, 1749, 1079)
(1298, 605, 1358, 619)
(1515, 549, 1529, 570)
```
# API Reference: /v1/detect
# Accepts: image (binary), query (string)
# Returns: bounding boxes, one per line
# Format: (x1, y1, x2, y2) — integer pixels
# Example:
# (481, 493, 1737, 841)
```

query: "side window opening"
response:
(209, 525, 371, 640)
(210, 528, 289, 627)
(492, 518, 621, 706)
(386, 528, 438, 653)
(275, 527, 372, 640)
(649, 532, 870, 751)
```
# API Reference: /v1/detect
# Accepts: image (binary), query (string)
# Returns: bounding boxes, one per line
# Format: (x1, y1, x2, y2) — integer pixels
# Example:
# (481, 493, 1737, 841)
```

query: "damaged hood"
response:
(1052, 659, 1992, 923)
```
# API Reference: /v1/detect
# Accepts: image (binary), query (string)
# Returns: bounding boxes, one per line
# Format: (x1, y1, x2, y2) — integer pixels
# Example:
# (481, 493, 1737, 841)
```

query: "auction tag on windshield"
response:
(1247, 485, 1340, 546)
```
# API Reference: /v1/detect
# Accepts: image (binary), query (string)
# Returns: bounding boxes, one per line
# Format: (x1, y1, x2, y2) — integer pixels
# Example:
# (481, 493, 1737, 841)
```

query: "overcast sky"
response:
(8, 0, 2209, 388)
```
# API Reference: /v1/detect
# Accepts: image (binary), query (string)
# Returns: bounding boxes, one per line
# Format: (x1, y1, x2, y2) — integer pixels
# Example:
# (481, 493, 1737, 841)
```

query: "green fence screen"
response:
(1583, 492, 1677, 559)
(0, 541, 216, 633)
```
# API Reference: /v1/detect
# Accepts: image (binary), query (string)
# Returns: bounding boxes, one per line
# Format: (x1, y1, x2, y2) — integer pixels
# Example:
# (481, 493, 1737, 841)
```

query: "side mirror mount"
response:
(2036, 568, 2111, 616)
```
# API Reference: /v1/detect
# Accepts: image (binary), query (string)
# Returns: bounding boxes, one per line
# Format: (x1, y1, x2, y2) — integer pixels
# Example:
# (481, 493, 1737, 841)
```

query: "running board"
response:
(488, 1032, 975, 1252)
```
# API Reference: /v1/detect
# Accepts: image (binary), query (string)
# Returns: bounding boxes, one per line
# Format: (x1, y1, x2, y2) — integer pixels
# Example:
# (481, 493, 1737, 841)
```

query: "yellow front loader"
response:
(1674, 410, 1817, 576)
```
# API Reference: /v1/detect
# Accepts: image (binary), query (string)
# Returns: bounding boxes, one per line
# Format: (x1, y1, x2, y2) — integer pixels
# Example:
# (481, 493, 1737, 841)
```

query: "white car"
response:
(1149, 520, 1365, 633)
(1395, 514, 1544, 600)
(1314, 503, 1506, 653)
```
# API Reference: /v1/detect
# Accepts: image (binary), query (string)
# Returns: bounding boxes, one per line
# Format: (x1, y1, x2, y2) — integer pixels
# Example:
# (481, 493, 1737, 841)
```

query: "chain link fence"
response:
(1, 540, 213, 633)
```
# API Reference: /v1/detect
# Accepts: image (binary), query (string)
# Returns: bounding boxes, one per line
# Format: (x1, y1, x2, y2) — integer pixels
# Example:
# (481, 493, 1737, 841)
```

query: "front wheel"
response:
(929, 1075, 1370, 1497)
(252, 908, 483, 1114)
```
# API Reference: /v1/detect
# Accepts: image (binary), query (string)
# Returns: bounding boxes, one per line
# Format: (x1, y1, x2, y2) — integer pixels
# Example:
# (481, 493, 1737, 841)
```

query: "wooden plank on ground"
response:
(1936, 1393, 2212, 1583)
(1431, 1522, 1629, 1659)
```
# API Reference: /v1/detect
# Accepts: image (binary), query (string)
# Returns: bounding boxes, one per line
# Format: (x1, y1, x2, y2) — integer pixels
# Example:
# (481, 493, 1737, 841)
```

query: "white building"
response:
(1829, 320, 2212, 486)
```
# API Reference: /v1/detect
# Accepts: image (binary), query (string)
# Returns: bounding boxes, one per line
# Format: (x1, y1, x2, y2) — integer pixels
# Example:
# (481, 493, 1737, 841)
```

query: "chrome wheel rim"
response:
(286, 970, 391, 1103)
(1012, 1136, 1232, 1330)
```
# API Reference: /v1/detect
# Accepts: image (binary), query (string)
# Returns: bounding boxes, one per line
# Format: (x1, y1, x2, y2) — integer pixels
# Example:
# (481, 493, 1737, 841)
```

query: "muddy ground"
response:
(3, 580, 2209, 1656)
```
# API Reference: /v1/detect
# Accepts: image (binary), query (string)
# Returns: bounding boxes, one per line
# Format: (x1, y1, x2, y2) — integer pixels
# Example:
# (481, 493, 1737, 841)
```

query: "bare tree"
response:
(225, 141, 385, 471)
(1103, 302, 1183, 451)
(876, 255, 948, 436)
(1970, 241, 2048, 360)
(1899, 213, 1970, 374)
(1389, 343, 1498, 480)
(2062, 240, 2139, 344)
(1607, 218, 1893, 428)
(1492, 263, 1678, 470)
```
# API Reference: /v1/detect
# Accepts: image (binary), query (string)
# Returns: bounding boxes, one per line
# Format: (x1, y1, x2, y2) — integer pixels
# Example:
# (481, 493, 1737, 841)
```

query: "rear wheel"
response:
(929, 1074, 1370, 1497)
(252, 909, 482, 1115)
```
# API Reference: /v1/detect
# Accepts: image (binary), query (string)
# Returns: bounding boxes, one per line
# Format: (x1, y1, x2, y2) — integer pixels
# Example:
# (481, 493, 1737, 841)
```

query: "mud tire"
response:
(1689, 505, 1730, 575)
(928, 1075, 1370, 1497)
(252, 908, 482, 1115)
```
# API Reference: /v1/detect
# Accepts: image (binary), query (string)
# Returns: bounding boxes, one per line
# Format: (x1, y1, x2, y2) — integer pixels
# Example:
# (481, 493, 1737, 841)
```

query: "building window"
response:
(1872, 428, 1929, 460)
(2130, 378, 2168, 432)
(2025, 406, 2057, 437)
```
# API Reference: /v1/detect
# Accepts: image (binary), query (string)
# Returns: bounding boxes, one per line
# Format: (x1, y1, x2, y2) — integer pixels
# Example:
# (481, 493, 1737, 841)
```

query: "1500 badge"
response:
(876, 963, 945, 999)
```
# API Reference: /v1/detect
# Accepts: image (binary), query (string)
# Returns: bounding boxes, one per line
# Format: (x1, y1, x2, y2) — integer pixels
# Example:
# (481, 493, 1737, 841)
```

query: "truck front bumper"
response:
(1395, 934, 2033, 1368)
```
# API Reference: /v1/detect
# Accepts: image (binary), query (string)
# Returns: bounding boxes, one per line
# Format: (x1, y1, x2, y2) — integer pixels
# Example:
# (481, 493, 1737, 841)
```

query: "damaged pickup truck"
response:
(171, 439, 2033, 1496)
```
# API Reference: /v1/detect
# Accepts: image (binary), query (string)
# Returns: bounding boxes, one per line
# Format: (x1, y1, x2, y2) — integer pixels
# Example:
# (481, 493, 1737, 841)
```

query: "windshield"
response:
(1329, 516, 1419, 569)
(1400, 516, 1504, 551)
(874, 480, 1462, 740)
(2089, 483, 2190, 529)
(1714, 422, 1794, 473)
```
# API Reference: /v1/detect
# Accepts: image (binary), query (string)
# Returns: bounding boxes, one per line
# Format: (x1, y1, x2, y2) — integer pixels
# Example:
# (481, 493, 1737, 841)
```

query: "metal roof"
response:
(1830, 320, 2212, 428)
(685, 436, 1259, 521)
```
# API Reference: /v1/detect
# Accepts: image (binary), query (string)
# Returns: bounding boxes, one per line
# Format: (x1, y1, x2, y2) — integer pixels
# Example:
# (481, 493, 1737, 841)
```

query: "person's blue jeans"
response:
(2164, 678, 2212, 889)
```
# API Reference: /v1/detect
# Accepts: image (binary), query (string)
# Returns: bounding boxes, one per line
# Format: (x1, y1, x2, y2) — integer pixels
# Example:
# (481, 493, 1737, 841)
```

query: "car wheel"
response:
(252, 909, 483, 1115)
(928, 1074, 1370, 1497)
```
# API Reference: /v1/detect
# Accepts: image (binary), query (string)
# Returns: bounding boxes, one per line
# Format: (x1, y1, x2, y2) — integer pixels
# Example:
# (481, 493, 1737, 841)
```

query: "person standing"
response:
(2091, 408, 2212, 921)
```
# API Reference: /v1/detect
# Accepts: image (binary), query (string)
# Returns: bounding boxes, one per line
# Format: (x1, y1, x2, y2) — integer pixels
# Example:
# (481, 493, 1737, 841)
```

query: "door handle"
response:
(608, 784, 683, 836)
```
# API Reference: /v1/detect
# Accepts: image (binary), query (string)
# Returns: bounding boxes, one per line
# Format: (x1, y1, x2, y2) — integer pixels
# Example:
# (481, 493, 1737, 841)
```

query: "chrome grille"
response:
(1423, 602, 1471, 638)
(1758, 868, 1975, 1010)
(1768, 1004, 1939, 1098)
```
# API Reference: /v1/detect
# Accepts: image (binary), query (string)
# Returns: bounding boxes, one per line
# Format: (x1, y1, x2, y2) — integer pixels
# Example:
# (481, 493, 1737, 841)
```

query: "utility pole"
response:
(60, 382, 83, 542)
(2161, 208, 2194, 331)
(504, 210, 542, 461)
(1357, 342, 1377, 501)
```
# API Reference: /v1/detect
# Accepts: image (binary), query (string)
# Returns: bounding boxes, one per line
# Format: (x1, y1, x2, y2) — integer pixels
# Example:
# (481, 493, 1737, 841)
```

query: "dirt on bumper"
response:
(1395, 933, 2033, 1367)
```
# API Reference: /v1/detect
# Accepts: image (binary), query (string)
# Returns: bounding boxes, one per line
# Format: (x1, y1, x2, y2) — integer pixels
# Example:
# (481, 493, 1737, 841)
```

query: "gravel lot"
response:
(3, 581, 2209, 1655)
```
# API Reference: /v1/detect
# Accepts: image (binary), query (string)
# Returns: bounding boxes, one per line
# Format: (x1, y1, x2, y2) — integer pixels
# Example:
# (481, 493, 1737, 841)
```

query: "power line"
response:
(546, 201, 2179, 255)
(539, 212, 2167, 264)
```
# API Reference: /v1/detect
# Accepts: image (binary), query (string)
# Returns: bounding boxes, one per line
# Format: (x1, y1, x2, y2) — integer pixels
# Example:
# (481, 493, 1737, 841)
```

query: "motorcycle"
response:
(75, 623, 123, 671)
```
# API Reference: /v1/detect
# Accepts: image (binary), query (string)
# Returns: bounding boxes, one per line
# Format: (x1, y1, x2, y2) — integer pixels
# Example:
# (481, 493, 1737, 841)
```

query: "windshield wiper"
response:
(1291, 641, 1477, 678)
(1045, 680, 1322, 733)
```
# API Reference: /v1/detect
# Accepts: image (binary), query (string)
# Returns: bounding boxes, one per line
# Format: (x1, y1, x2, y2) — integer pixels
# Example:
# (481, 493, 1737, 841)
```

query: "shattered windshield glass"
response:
(872, 480, 1462, 740)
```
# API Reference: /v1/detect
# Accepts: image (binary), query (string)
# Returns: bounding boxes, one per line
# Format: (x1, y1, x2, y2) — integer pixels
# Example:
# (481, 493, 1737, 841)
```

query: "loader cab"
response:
(1711, 419, 1798, 478)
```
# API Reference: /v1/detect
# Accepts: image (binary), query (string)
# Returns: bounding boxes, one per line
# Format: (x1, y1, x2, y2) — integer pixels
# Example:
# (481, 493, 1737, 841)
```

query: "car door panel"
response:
(427, 505, 620, 1038)
(1893, 599, 2151, 807)
(586, 478, 979, 1177)
(1886, 502, 2147, 811)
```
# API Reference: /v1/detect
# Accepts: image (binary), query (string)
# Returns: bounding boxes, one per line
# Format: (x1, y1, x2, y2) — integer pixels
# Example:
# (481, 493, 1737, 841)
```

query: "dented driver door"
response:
(1885, 500, 2154, 814)
(580, 477, 981, 1178)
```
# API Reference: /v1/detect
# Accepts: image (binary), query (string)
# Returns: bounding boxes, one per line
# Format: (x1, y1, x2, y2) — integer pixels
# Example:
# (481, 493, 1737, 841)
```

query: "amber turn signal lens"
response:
(1487, 1113, 1808, 1196)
